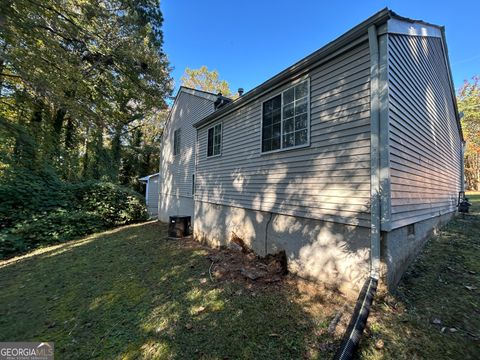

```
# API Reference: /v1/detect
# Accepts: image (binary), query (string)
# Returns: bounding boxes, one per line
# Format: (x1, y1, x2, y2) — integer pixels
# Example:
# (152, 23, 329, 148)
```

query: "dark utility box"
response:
(168, 216, 191, 238)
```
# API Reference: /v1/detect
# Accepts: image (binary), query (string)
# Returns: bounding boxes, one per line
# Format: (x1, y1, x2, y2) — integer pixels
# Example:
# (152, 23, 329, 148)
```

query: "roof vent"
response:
(214, 92, 232, 110)
(238, 88, 244, 97)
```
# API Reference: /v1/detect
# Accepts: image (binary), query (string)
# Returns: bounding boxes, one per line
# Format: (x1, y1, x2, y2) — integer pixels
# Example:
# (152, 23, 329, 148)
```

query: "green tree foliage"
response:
(0, 0, 172, 181)
(458, 76, 480, 190)
(0, 1, 171, 253)
(181, 65, 233, 97)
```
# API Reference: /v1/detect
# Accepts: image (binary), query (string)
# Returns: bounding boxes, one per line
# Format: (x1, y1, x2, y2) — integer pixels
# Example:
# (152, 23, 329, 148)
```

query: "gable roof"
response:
(139, 173, 159, 182)
(192, 8, 461, 140)
(161, 86, 219, 140)
(178, 86, 219, 102)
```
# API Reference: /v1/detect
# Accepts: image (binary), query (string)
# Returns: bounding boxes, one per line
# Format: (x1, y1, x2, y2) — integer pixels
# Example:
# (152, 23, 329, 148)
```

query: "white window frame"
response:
(260, 78, 310, 154)
(206, 122, 222, 158)
(173, 128, 181, 156)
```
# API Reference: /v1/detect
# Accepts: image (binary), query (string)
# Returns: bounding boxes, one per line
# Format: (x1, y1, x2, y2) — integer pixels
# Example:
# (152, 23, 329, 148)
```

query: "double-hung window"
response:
(173, 129, 181, 156)
(261, 79, 310, 152)
(207, 123, 222, 157)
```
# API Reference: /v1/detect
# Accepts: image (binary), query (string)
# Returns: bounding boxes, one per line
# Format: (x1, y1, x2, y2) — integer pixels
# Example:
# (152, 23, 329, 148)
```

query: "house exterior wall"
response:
(386, 34, 462, 229)
(195, 40, 372, 228)
(146, 175, 159, 217)
(194, 40, 372, 292)
(188, 13, 463, 295)
(158, 91, 215, 222)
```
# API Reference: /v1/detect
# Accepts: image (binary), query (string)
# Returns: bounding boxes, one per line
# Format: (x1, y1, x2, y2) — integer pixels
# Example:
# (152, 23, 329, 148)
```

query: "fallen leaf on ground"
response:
(192, 306, 206, 315)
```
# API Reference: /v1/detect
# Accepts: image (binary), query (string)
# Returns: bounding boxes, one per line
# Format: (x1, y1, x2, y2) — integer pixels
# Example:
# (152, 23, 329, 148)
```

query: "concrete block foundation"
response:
(381, 211, 455, 288)
(193, 201, 458, 297)
(194, 201, 371, 296)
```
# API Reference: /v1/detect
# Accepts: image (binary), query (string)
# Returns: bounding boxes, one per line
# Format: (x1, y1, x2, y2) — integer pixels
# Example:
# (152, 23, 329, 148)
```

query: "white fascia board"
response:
(181, 87, 218, 102)
(387, 18, 442, 38)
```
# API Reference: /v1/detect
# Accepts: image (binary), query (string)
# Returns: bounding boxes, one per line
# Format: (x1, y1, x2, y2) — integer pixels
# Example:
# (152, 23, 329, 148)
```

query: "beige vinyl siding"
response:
(196, 41, 371, 227)
(388, 34, 462, 229)
(159, 92, 215, 198)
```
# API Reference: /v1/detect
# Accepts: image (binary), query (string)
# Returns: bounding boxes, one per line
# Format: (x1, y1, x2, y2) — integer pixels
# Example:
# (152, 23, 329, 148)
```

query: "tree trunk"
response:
(477, 152, 480, 191)
(0, 58, 4, 97)
(49, 108, 67, 162)
(28, 101, 43, 150)
(64, 117, 74, 149)
(53, 108, 66, 136)
(110, 123, 124, 182)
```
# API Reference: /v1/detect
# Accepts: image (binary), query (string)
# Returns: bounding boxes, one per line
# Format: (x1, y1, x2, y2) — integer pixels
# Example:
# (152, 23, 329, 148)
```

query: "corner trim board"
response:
(378, 33, 392, 232)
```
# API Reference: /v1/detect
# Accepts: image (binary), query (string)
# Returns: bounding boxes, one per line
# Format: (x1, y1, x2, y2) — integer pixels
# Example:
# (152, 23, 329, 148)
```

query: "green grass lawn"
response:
(2, 198, 478, 359)
(359, 193, 480, 360)
(0, 221, 345, 359)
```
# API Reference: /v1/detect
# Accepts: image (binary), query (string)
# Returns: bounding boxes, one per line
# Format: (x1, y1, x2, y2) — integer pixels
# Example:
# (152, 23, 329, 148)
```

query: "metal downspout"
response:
(369, 25, 381, 280)
(334, 24, 382, 360)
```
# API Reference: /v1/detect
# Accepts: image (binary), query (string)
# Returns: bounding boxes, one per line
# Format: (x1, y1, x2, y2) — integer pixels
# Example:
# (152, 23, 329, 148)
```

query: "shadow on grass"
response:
(0, 221, 343, 359)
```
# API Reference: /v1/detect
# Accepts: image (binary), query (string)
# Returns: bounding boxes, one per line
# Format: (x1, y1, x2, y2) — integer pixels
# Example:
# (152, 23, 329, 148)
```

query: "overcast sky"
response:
(162, 0, 480, 95)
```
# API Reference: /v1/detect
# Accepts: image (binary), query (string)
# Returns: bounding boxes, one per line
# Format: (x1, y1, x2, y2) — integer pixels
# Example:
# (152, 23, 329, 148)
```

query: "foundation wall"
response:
(194, 201, 371, 296)
(381, 211, 455, 288)
(158, 194, 194, 223)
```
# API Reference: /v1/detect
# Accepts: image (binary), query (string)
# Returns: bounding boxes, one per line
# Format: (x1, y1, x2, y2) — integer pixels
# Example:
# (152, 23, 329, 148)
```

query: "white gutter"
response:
(368, 25, 381, 280)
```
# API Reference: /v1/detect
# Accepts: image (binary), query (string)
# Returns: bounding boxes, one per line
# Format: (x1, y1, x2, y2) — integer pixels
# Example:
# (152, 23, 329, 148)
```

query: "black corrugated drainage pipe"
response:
(333, 277, 378, 360)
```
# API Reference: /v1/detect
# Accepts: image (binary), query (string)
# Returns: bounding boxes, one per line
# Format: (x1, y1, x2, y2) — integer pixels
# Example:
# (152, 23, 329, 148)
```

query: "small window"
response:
(173, 129, 181, 156)
(207, 123, 222, 157)
(192, 174, 195, 195)
(262, 79, 310, 153)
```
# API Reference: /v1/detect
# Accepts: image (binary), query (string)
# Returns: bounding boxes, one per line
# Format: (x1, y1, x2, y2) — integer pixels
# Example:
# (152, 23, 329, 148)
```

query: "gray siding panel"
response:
(159, 92, 215, 199)
(146, 175, 159, 216)
(196, 42, 372, 227)
(388, 34, 461, 229)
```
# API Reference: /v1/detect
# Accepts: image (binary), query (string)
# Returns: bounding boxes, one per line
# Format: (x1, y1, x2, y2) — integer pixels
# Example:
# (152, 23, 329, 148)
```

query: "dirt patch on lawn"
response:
(178, 235, 354, 340)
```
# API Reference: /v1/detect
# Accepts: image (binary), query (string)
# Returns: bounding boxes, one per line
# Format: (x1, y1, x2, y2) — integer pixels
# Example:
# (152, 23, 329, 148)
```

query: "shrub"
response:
(0, 167, 70, 228)
(68, 181, 148, 226)
(0, 168, 148, 258)
(0, 210, 105, 258)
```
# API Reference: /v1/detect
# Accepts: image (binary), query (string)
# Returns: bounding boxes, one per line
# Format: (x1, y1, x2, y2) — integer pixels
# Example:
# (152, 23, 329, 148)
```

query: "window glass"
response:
(173, 129, 181, 155)
(283, 88, 294, 105)
(261, 94, 282, 152)
(261, 80, 309, 152)
(207, 123, 222, 157)
(295, 82, 308, 100)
